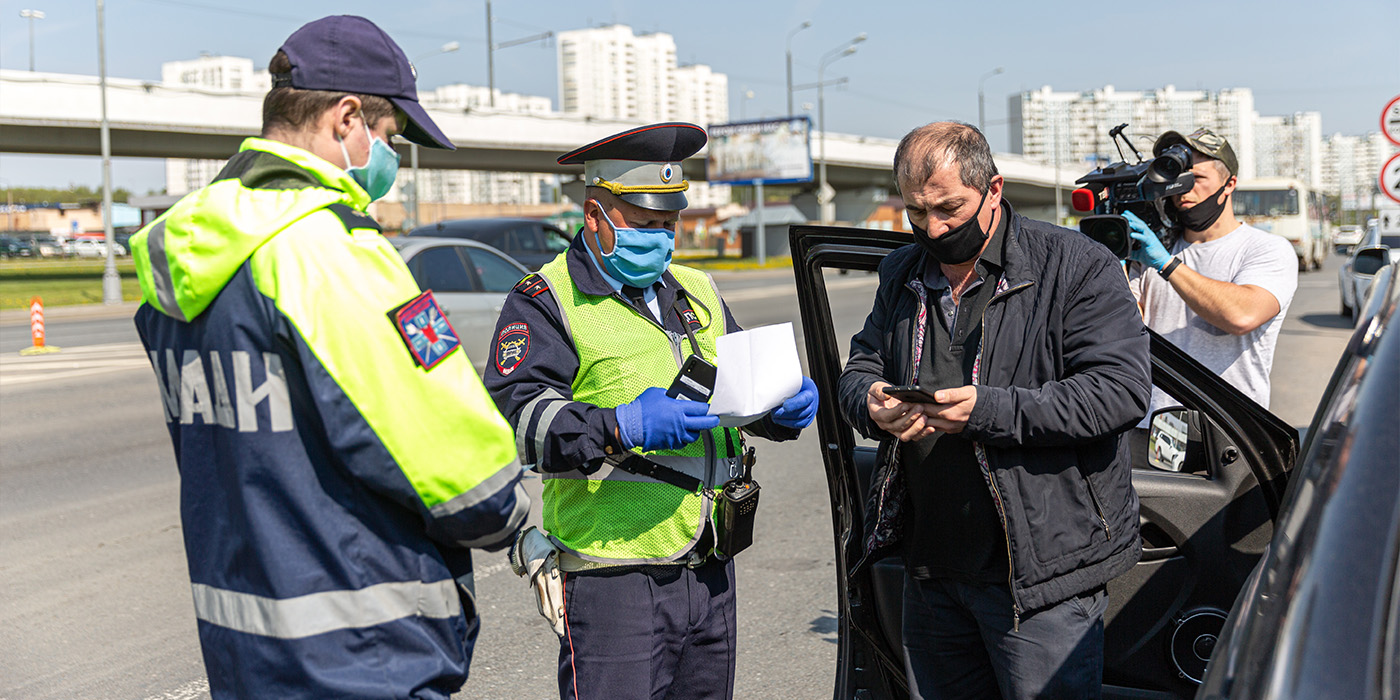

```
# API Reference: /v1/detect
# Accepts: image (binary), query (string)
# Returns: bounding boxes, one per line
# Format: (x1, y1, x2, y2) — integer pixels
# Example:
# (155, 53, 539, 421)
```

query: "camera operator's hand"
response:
(1123, 211, 1173, 271)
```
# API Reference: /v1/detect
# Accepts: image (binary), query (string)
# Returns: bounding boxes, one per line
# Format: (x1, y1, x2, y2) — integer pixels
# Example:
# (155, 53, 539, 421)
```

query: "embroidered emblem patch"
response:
(389, 291, 460, 370)
(496, 322, 530, 376)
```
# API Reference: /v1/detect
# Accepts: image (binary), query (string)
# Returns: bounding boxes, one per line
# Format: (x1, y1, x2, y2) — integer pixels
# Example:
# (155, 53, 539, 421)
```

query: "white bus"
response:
(1232, 177, 1331, 271)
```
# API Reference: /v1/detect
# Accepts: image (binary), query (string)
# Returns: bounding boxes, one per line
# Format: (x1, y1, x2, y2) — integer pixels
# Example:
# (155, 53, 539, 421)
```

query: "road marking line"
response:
(141, 679, 210, 700)
(0, 342, 150, 385)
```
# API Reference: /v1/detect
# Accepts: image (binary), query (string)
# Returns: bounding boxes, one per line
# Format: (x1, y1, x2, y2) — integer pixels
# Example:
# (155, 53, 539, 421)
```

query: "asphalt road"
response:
(0, 255, 1356, 699)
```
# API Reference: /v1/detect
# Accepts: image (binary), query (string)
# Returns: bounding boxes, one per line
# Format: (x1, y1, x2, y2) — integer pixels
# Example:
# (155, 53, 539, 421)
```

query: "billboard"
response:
(706, 117, 813, 186)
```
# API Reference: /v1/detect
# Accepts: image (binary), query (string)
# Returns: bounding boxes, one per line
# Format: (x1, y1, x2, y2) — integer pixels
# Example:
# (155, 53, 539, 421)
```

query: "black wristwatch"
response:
(1159, 257, 1183, 280)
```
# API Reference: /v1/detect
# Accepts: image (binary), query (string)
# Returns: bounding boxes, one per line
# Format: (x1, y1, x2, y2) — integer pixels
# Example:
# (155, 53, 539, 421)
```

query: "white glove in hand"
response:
(508, 526, 565, 638)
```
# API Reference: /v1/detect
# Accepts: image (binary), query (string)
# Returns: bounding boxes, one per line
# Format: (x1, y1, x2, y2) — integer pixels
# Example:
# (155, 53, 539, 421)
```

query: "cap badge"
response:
(660, 164, 674, 183)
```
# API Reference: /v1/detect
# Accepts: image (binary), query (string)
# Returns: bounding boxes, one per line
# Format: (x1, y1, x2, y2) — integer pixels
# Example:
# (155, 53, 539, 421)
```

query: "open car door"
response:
(788, 224, 1298, 700)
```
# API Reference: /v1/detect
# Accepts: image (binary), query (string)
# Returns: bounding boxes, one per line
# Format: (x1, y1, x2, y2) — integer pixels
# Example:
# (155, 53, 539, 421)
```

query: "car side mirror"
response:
(1147, 407, 1193, 472)
(1354, 248, 1389, 276)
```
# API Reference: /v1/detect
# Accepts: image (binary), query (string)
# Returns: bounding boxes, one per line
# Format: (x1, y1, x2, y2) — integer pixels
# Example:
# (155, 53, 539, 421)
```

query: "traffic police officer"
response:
(129, 16, 527, 699)
(486, 122, 819, 700)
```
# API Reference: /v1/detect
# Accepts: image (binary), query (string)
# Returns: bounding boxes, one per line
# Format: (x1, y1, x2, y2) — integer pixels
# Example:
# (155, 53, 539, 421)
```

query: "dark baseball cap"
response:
(1154, 127, 1236, 177)
(275, 15, 454, 150)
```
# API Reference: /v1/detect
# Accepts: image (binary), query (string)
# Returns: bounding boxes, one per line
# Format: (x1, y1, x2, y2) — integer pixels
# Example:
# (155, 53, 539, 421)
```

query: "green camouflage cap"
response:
(1154, 127, 1238, 177)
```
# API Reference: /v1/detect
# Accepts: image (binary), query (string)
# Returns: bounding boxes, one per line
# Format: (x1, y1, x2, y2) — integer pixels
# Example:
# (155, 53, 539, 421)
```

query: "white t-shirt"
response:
(1129, 223, 1298, 417)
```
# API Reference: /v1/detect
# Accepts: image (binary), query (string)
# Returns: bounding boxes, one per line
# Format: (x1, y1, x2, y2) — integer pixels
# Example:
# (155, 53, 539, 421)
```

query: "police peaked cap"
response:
(558, 122, 707, 211)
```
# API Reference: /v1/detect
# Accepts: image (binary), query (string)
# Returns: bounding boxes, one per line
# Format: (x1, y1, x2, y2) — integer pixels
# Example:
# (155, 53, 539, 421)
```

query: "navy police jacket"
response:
(130, 139, 527, 699)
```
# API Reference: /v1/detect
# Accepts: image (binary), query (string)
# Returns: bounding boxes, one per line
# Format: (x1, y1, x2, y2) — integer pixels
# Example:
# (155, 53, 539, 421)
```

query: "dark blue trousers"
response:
(902, 575, 1108, 700)
(558, 559, 736, 700)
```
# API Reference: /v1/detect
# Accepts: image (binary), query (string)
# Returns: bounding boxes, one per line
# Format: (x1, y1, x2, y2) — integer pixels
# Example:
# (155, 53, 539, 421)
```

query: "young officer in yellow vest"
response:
(485, 122, 818, 700)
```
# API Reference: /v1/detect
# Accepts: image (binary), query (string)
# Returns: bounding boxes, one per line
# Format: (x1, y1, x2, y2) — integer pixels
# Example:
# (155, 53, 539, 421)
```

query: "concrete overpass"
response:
(0, 69, 1079, 220)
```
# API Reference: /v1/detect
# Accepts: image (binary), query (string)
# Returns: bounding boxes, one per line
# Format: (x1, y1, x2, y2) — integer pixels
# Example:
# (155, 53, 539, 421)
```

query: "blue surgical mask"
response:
(592, 202, 675, 288)
(338, 115, 400, 201)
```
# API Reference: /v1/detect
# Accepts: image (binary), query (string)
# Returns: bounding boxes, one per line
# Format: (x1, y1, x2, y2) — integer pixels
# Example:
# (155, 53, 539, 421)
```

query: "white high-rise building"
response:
(557, 25, 730, 207)
(1322, 132, 1398, 213)
(1253, 112, 1322, 187)
(1008, 85, 1257, 178)
(673, 64, 729, 127)
(558, 25, 679, 121)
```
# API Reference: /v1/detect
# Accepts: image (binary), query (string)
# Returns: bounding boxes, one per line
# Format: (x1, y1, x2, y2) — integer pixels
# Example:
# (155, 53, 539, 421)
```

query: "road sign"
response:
(1383, 95, 1400, 147)
(1381, 152, 1400, 206)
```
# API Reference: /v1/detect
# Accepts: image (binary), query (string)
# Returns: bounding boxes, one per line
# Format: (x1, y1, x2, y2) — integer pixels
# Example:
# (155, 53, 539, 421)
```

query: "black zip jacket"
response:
(839, 203, 1150, 614)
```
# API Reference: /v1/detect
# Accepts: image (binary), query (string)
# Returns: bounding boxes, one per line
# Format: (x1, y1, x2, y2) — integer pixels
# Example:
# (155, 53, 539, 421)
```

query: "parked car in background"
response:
(408, 218, 572, 271)
(1337, 225, 1400, 319)
(0, 235, 34, 258)
(389, 236, 530, 373)
(1197, 262, 1400, 700)
(67, 239, 127, 258)
(1333, 224, 1363, 251)
(31, 236, 66, 258)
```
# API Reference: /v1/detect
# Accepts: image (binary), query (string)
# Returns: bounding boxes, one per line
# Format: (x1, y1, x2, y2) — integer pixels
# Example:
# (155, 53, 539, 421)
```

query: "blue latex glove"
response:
(1122, 211, 1173, 270)
(615, 387, 720, 452)
(771, 376, 819, 429)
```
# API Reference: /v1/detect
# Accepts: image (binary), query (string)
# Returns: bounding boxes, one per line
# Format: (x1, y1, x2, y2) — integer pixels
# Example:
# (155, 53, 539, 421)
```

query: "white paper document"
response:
(707, 322, 803, 427)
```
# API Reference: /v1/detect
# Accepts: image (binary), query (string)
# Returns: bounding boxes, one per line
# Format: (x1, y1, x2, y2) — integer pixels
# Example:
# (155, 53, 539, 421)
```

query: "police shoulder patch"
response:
(513, 274, 550, 298)
(495, 322, 531, 376)
(388, 290, 460, 371)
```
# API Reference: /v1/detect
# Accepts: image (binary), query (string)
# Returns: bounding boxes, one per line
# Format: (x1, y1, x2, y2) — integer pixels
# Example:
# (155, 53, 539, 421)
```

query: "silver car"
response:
(390, 236, 531, 372)
(1338, 228, 1400, 321)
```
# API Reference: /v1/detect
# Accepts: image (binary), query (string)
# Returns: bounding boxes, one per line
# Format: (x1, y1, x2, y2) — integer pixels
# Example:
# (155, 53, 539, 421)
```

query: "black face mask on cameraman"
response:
(1172, 180, 1232, 232)
(910, 190, 990, 265)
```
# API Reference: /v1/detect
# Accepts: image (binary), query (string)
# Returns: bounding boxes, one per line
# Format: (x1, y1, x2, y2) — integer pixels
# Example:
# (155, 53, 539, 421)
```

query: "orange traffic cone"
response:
(19, 296, 62, 356)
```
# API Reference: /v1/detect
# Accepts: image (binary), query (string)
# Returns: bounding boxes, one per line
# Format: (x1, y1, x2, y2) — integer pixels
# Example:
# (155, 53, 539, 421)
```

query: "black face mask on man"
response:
(1171, 180, 1232, 232)
(910, 190, 990, 265)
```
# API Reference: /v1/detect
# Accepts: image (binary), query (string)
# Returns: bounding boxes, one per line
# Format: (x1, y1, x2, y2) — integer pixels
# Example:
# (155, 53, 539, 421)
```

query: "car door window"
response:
(410, 246, 478, 293)
(464, 248, 525, 293)
(510, 223, 542, 252)
(543, 226, 572, 253)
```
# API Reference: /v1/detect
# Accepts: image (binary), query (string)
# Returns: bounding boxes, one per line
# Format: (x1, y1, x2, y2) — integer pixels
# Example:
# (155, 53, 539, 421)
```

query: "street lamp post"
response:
(20, 9, 45, 72)
(785, 21, 811, 116)
(96, 0, 120, 304)
(485, 0, 552, 109)
(817, 34, 865, 225)
(405, 42, 460, 231)
(977, 66, 1004, 134)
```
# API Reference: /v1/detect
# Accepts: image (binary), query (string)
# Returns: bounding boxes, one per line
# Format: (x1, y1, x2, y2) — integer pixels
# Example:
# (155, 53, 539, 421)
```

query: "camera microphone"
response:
(1071, 188, 1097, 213)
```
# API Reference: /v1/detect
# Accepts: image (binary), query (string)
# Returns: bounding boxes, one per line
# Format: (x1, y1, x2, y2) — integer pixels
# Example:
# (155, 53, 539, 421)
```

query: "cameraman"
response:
(1124, 128, 1297, 418)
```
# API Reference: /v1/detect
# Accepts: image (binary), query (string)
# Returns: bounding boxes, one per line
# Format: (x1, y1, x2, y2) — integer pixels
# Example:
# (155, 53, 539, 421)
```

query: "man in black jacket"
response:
(838, 122, 1150, 700)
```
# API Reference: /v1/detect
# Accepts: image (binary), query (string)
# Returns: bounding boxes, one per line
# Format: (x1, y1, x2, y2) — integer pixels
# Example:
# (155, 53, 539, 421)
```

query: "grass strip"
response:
(0, 258, 142, 309)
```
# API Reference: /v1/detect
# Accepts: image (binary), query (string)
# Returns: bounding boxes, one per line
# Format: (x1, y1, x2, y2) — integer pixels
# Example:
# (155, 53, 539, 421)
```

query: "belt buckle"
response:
(684, 550, 707, 569)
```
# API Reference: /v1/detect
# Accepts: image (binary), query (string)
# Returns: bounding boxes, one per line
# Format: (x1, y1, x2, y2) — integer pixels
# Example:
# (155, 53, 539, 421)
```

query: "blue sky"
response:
(2, 0, 1396, 191)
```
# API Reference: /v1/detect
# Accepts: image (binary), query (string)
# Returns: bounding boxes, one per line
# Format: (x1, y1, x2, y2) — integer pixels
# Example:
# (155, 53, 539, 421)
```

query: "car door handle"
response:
(1140, 545, 1179, 562)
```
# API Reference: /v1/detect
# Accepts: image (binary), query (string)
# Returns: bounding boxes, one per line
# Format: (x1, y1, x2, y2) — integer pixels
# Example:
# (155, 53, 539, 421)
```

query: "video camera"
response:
(1072, 124, 1195, 259)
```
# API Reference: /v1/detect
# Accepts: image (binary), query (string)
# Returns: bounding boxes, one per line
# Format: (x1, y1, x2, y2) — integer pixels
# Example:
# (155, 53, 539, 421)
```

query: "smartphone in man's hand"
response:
(881, 384, 948, 404)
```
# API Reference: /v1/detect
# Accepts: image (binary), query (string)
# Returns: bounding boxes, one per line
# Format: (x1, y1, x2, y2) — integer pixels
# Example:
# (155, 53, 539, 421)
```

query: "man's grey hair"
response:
(893, 122, 999, 194)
